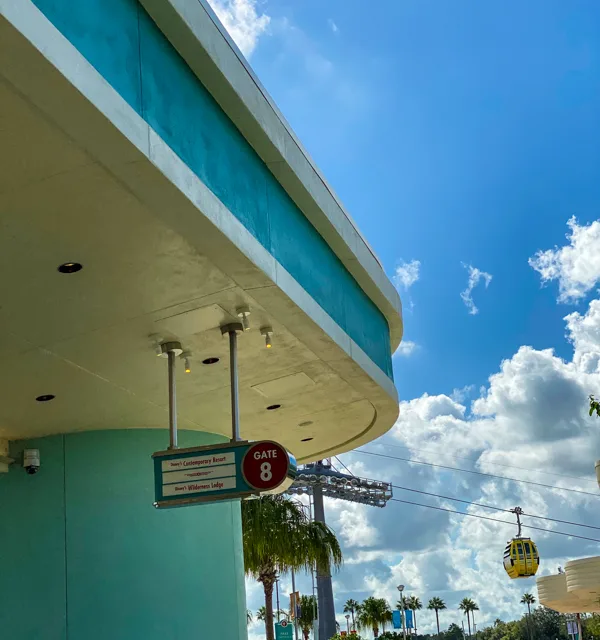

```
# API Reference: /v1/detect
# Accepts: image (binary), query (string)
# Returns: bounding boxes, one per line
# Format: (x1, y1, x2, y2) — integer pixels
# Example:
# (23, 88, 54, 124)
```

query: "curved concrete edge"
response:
(138, 0, 404, 351)
(0, 0, 400, 460)
(538, 559, 600, 614)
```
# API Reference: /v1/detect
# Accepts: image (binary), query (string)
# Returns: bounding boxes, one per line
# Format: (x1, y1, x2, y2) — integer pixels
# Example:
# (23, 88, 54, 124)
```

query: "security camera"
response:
(23, 449, 40, 475)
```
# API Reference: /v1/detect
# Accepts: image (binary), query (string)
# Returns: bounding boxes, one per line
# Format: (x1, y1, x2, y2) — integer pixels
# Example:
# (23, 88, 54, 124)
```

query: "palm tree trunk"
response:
(414, 609, 418, 636)
(262, 578, 276, 640)
(352, 610, 355, 630)
(436, 610, 440, 637)
(467, 612, 472, 639)
(374, 624, 379, 638)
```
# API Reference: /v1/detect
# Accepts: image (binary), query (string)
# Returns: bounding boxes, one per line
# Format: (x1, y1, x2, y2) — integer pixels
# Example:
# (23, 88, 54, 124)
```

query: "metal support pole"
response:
(159, 341, 182, 450)
(167, 349, 178, 449)
(291, 568, 299, 640)
(313, 465, 336, 640)
(221, 323, 243, 442)
(229, 329, 240, 442)
(399, 594, 407, 640)
(276, 578, 281, 622)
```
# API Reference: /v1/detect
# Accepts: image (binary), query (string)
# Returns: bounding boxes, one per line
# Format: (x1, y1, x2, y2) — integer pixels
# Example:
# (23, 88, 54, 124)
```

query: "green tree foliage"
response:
(521, 594, 536, 640)
(445, 623, 466, 640)
(243, 496, 342, 640)
(297, 595, 317, 640)
(428, 598, 448, 636)
(345, 599, 361, 630)
(459, 599, 479, 639)
(409, 597, 424, 634)
(358, 597, 393, 638)
(590, 395, 600, 417)
(476, 606, 568, 640)
(329, 633, 363, 640)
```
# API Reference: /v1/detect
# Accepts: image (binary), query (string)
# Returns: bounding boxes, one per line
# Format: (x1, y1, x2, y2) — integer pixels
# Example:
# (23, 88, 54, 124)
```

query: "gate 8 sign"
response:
(242, 441, 294, 491)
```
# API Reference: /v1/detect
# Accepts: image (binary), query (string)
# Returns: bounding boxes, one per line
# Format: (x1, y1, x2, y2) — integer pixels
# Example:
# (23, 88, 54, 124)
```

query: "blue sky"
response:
(206, 0, 600, 636)
(246, 0, 600, 402)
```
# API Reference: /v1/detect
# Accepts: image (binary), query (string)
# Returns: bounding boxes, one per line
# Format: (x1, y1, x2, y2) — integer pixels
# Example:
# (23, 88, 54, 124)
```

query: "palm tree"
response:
(247, 609, 253, 625)
(521, 593, 536, 640)
(358, 597, 393, 638)
(428, 597, 447, 637)
(521, 593, 535, 615)
(396, 597, 411, 633)
(257, 606, 267, 622)
(344, 599, 360, 630)
(297, 595, 317, 640)
(459, 598, 478, 639)
(242, 496, 342, 640)
(408, 596, 423, 635)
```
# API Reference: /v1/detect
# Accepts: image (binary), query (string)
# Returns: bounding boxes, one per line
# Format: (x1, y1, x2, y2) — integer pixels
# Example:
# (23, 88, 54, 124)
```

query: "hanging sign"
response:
(275, 620, 294, 640)
(152, 440, 296, 508)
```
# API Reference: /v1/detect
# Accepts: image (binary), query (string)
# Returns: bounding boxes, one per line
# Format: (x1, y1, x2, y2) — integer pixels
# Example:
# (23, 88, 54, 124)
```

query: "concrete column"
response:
(0, 430, 248, 640)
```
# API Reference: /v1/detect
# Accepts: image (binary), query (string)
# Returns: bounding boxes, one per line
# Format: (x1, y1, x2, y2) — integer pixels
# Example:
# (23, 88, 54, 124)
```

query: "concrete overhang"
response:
(0, 0, 402, 462)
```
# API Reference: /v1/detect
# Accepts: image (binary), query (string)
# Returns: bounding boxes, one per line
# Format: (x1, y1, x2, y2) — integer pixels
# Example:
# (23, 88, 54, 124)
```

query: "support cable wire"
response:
(374, 439, 597, 484)
(389, 498, 600, 543)
(356, 449, 600, 498)
(390, 483, 600, 531)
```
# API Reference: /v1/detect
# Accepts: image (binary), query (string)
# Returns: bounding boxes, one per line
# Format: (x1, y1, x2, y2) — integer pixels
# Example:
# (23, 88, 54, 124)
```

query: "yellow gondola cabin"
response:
(503, 507, 540, 579)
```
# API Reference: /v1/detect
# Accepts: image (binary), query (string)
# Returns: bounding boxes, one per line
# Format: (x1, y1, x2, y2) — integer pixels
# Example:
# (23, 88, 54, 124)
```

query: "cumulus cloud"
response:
(394, 260, 421, 290)
(207, 0, 270, 58)
(305, 296, 600, 633)
(394, 340, 417, 358)
(246, 241, 600, 636)
(460, 263, 493, 315)
(529, 217, 600, 304)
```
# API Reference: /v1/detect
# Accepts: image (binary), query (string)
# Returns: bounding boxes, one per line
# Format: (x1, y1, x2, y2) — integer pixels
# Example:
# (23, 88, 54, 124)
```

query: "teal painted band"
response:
(30, 0, 393, 377)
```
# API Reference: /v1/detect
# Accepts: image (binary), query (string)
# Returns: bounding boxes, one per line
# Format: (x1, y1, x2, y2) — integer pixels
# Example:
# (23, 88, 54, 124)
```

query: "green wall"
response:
(29, 0, 393, 377)
(0, 431, 247, 639)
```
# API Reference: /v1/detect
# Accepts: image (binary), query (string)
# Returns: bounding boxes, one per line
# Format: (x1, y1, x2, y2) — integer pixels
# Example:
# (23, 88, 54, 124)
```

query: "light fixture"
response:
(237, 306, 251, 331)
(202, 357, 219, 365)
(181, 351, 192, 373)
(57, 262, 83, 274)
(298, 420, 313, 427)
(301, 437, 314, 442)
(397, 584, 404, 592)
(36, 394, 55, 402)
(260, 326, 273, 349)
(266, 404, 281, 411)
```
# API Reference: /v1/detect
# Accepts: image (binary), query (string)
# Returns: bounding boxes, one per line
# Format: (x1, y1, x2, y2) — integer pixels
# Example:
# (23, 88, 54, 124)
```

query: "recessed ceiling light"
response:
(202, 357, 220, 365)
(301, 437, 313, 442)
(266, 404, 281, 411)
(57, 262, 83, 274)
(298, 420, 313, 427)
(36, 394, 55, 402)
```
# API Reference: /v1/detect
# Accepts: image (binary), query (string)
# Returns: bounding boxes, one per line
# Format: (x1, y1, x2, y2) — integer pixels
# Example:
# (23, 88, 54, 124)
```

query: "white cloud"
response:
(460, 263, 493, 315)
(394, 340, 417, 358)
(529, 216, 600, 304)
(206, 0, 270, 58)
(394, 260, 421, 290)
(246, 294, 600, 634)
(280, 294, 600, 633)
(328, 18, 339, 34)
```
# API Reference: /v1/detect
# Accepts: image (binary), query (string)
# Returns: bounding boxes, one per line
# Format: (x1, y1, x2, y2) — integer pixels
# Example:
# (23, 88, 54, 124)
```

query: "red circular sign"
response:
(281, 621, 288, 628)
(242, 441, 290, 491)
